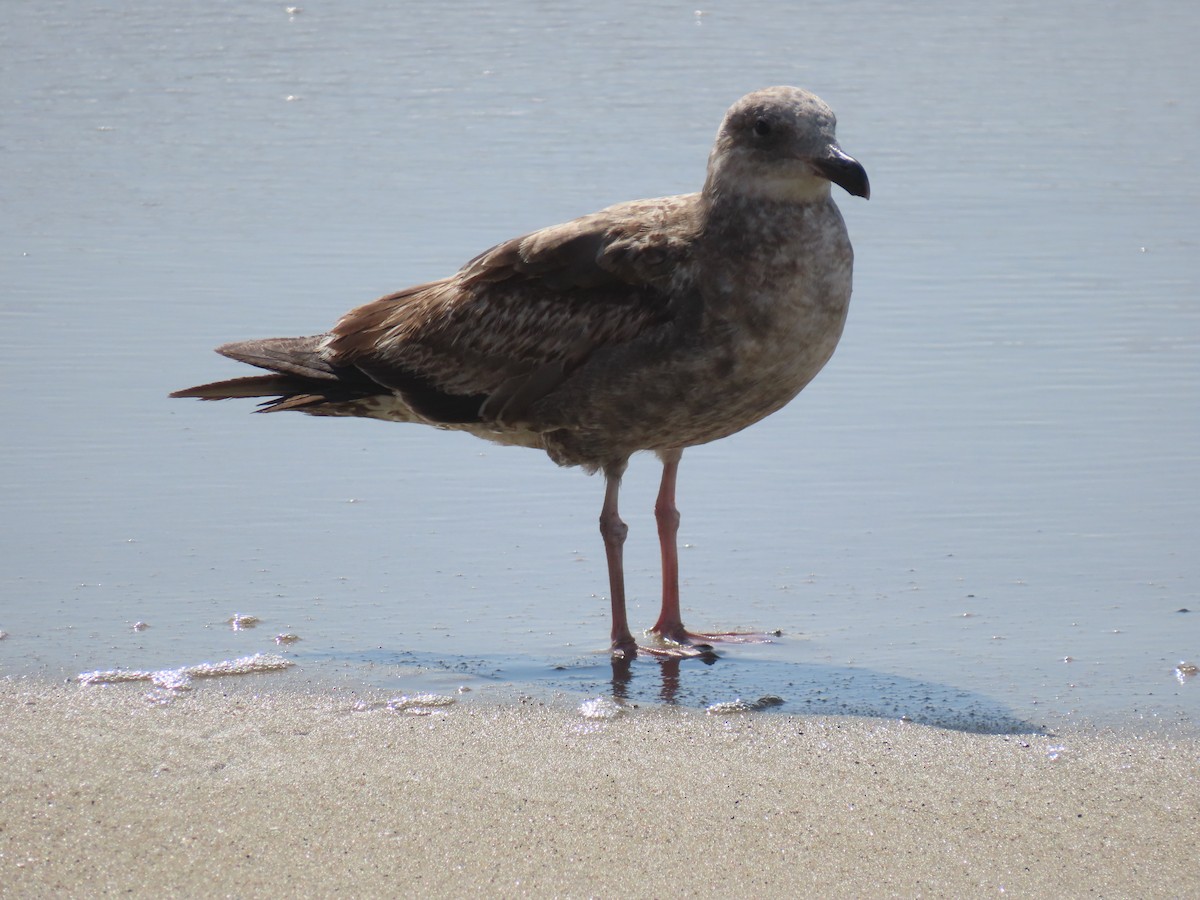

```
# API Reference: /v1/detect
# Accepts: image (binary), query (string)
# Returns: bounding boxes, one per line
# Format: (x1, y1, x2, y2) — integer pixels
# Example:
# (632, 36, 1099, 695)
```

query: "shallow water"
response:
(2, 1, 1197, 733)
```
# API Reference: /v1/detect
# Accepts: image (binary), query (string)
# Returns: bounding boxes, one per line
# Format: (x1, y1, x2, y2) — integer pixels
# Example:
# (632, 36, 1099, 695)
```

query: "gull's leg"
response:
(650, 447, 687, 641)
(600, 460, 636, 656)
(648, 448, 778, 648)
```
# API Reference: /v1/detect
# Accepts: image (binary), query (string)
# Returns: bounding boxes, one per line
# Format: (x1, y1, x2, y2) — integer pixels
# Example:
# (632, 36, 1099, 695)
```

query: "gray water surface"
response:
(3, 1, 1197, 733)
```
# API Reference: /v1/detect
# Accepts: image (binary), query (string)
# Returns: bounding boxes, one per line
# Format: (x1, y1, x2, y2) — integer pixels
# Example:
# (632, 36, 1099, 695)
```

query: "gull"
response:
(172, 85, 869, 658)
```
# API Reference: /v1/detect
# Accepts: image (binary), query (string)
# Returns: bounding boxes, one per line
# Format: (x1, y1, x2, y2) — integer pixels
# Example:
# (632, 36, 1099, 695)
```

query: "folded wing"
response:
(324, 194, 699, 426)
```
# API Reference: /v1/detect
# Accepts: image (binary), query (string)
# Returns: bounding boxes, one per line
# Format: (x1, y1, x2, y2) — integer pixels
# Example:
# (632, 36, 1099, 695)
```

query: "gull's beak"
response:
(811, 146, 870, 199)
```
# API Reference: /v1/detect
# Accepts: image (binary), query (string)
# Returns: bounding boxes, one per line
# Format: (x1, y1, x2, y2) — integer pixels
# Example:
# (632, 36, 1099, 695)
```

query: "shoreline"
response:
(2, 678, 1196, 896)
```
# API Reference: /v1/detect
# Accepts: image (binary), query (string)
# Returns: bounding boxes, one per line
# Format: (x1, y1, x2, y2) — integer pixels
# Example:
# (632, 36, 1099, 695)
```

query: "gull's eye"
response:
(753, 117, 772, 137)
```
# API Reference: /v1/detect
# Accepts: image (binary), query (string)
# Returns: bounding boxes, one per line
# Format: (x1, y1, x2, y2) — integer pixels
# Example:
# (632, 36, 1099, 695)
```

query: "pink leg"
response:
(648, 448, 779, 648)
(650, 448, 687, 641)
(600, 461, 636, 656)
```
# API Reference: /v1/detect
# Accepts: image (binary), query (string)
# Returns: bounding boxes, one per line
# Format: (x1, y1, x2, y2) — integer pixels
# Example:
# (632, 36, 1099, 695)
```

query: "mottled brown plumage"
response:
(172, 86, 869, 657)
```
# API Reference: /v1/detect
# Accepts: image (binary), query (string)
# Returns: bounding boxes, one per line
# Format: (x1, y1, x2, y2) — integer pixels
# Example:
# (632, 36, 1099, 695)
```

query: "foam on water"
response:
(78, 653, 293, 690)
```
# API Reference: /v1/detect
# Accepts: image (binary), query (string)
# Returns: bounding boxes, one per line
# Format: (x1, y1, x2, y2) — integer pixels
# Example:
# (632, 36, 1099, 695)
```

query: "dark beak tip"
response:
(836, 167, 870, 201)
(842, 161, 870, 200)
(812, 153, 870, 200)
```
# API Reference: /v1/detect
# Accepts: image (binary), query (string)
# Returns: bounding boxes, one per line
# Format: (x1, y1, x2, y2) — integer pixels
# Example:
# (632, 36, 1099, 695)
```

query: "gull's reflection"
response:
(610, 649, 718, 704)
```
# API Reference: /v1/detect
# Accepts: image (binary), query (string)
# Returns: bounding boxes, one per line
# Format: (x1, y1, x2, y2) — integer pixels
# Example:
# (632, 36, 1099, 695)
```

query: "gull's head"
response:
(704, 86, 870, 203)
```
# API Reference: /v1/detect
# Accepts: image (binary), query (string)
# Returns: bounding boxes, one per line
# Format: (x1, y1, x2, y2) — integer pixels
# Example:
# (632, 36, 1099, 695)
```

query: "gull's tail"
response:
(170, 335, 379, 412)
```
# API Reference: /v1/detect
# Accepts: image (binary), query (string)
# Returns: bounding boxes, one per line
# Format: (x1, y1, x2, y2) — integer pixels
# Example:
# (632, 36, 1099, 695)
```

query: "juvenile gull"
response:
(172, 85, 869, 659)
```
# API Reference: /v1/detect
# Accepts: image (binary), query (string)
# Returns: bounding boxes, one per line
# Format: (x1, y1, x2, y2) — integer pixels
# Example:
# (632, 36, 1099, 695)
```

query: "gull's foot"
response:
(610, 636, 719, 661)
(648, 626, 782, 647)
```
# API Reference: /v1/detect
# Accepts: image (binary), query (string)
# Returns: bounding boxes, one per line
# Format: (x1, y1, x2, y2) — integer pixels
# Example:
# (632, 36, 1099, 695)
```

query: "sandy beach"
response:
(1, 680, 1195, 897)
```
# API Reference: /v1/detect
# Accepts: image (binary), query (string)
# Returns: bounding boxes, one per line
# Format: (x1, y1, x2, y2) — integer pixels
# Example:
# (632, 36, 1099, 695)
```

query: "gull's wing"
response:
(324, 194, 701, 426)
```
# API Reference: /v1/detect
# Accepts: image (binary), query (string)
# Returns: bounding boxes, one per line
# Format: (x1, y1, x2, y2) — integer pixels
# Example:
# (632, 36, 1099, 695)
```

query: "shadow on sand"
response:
(336, 645, 1047, 735)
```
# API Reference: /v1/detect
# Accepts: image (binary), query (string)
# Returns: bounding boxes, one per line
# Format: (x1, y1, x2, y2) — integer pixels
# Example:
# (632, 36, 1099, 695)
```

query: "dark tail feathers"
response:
(170, 335, 379, 411)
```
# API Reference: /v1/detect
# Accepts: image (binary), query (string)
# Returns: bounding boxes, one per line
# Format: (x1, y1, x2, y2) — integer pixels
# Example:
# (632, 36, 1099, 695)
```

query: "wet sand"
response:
(2, 680, 1196, 897)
